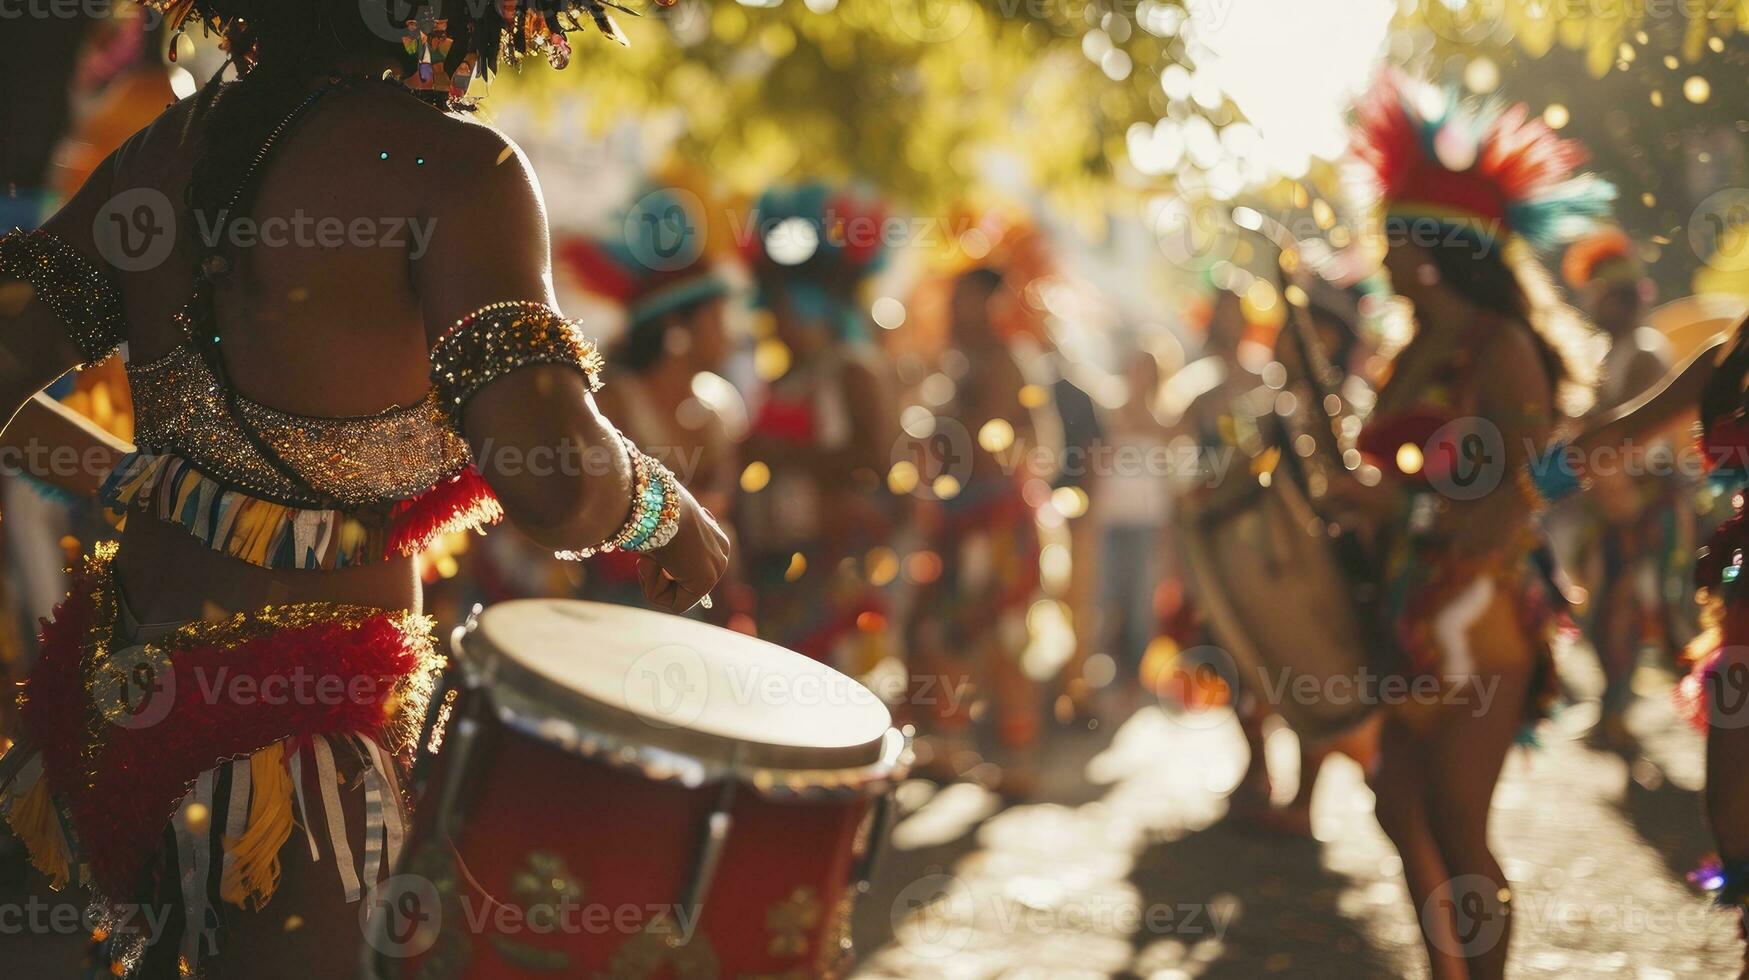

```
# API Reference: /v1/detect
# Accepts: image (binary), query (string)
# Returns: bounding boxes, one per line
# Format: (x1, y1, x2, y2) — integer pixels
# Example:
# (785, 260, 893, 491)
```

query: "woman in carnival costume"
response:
(1560, 229, 1687, 747)
(1331, 71, 1613, 979)
(901, 263, 1050, 789)
(736, 182, 902, 671)
(0, 2, 728, 976)
(1571, 309, 1749, 972)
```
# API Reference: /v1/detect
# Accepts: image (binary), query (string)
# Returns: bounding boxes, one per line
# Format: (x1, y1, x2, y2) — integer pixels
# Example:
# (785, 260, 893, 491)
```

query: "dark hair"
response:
(1423, 240, 1566, 392)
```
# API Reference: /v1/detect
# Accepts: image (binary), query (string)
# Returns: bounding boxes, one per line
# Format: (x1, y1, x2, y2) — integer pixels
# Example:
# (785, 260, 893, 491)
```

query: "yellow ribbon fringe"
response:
(219, 740, 296, 911)
(6, 776, 72, 890)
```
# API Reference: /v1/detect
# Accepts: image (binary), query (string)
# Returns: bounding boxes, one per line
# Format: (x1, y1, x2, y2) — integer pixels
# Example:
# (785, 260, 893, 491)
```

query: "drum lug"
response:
(851, 792, 893, 894)
(676, 779, 737, 920)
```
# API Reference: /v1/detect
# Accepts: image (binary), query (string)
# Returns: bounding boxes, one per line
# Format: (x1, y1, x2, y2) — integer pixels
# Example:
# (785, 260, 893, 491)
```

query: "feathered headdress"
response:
(556, 184, 734, 330)
(140, 0, 655, 96)
(1352, 70, 1616, 254)
(745, 182, 891, 342)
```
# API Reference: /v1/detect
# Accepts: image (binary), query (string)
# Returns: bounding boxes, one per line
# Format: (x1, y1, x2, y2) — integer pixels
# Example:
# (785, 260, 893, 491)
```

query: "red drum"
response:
(369, 599, 908, 979)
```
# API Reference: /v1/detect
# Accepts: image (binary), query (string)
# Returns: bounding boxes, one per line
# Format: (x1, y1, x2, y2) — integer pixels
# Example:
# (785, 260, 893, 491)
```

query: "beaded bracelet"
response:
(555, 434, 681, 560)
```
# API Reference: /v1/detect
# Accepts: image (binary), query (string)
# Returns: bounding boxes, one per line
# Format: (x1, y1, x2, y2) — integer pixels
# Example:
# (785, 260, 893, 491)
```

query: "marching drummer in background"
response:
(547, 180, 749, 622)
(737, 183, 902, 672)
(1160, 287, 1275, 766)
(1326, 72, 1614, 979)
(1560, 229, 1683, 747)
(904, 267, 1049, 793)
(1229, 273, 1374, 837)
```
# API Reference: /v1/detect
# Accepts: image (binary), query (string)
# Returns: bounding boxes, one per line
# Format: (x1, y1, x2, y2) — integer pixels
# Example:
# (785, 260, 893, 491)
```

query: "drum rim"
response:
(458, 601, 908, 794)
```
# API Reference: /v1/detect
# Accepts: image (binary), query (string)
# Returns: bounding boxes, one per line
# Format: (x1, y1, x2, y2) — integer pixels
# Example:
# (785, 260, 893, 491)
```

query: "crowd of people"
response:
(0, 4, 1746, 979)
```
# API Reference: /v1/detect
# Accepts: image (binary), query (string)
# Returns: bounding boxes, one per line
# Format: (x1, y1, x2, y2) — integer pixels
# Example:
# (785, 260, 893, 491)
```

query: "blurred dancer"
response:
(906, 268, 1046, 791)
(1331, 73, 1613, 979)
(1574, 312, 1749, 974)
(1563, 230, 1679, 746)
(738, 184, 899, 670)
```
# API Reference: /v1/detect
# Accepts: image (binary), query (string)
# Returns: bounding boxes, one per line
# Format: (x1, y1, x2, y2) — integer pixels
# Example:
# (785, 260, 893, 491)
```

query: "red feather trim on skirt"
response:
(17, 545, 436, 898)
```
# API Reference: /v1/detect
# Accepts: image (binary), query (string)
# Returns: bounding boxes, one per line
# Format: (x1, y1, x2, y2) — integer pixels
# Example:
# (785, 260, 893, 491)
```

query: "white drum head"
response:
(464, 600, 898, 785)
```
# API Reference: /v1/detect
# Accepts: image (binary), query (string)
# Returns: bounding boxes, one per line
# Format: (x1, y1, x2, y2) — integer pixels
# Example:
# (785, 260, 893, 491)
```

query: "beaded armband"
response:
(429, 300, 604, 427)
(0, 228, 124, 367)
(555, 433, 681, 560)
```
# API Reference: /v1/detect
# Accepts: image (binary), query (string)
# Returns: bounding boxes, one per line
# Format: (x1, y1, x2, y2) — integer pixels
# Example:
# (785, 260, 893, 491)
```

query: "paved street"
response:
(851, 645, 1744, 978)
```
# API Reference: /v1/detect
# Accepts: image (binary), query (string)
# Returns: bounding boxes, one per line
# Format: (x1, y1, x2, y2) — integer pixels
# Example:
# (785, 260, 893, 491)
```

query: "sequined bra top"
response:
(107, 289, 597, 569)
(127, 342, 470, 507)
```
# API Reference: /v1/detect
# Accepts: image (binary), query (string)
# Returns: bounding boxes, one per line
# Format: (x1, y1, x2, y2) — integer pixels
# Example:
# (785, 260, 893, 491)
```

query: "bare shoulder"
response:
(411, 108, 540, 194)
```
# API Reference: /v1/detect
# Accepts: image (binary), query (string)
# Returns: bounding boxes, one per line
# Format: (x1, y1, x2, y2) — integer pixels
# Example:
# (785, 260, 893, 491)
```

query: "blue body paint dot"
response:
(379, 151, 390, 161)
(416, 157, 426, 166)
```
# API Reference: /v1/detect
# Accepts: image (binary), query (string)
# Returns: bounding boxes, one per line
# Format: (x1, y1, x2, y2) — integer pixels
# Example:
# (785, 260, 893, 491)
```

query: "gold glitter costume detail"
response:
(429, 301, 604, 428)
(127, 344, 472, 507)
(0, 229, 125, 368)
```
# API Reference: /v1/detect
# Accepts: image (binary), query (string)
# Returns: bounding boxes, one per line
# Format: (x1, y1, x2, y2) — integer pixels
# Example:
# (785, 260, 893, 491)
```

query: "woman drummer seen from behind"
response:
(0, 3, 726, 977)
(1329, 72, 1613, 980)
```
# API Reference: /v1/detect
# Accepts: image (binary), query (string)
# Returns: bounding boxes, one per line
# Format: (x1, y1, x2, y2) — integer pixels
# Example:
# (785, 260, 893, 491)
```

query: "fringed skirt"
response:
(1379, 542, 1566, 736)
(0, 543, 441, 977)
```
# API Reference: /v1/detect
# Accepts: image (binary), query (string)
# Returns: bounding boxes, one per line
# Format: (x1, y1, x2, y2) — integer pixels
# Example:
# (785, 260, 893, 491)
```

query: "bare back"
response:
(104, 82, 493, 620)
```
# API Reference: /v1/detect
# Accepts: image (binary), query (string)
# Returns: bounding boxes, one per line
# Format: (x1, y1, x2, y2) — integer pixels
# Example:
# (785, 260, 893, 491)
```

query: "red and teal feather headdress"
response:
(556, 186, 734, 330)
(1352, 71, 1616, 254)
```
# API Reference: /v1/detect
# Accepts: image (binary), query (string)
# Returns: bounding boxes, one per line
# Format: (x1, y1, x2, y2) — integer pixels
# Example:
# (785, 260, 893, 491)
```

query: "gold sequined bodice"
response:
(127, 343, 472, 508)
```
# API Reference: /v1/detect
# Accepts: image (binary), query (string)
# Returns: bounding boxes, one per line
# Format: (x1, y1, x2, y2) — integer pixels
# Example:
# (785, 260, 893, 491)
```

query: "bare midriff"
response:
(112, 512, 421, 624)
